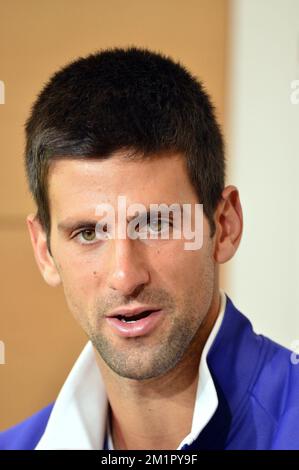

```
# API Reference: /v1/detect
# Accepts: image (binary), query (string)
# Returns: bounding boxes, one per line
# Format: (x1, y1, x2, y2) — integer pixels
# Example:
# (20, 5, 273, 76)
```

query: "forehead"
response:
(47, 152, 199, 215)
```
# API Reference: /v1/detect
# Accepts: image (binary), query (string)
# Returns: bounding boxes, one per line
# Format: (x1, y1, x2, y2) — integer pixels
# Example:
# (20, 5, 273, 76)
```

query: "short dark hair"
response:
(25, 46, 226, 252)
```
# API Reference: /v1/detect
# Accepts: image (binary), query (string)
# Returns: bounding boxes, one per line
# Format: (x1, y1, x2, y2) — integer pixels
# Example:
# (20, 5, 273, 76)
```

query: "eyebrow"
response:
(58, 219, 100, 233)
(57, 206, 182, 233)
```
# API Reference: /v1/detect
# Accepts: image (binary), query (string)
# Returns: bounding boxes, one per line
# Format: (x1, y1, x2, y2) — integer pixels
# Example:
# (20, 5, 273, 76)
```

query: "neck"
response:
(95, 290, 221, 450)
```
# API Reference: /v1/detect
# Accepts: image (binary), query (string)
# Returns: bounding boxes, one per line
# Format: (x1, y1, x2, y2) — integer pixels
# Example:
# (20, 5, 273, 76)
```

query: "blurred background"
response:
(0, 0, 298, 430)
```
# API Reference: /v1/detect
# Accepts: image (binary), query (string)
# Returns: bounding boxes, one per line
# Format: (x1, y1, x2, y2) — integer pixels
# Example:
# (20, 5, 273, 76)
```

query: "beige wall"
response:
(0, 0, 229, 430)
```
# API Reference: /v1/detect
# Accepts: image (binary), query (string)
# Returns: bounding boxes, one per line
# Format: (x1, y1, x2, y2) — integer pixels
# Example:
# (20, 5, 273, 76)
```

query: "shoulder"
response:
(250, 334, 299, 447)
(252, 334, 299, 412)
(0, 403, 54, 450)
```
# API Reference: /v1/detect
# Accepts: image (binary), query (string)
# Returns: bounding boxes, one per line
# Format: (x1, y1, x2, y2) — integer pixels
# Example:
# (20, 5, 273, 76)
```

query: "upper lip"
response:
(106, 305, 162, 318)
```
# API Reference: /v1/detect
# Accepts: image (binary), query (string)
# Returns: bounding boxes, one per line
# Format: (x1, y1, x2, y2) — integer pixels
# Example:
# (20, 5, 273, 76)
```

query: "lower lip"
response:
(105, 310, 164, 338)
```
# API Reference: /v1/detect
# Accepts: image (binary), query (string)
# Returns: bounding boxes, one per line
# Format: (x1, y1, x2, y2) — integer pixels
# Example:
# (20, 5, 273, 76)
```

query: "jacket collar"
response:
(186, 295, 264, 450)
(208, 295, 264, 413)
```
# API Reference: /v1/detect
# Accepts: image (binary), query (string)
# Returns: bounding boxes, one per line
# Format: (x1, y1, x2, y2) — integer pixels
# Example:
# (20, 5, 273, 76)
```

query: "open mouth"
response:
(115, 310, 158, 323)
(106, 308, 164, 337)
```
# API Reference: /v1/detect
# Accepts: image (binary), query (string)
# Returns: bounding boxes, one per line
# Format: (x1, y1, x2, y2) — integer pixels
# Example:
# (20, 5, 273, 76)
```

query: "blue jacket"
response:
(1, 295, 299, 450)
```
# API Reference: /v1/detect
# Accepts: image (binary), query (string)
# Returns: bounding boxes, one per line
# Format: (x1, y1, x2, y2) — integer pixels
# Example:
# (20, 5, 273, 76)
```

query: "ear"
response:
(26, 213, 61, 287)
(213, 185, 243, 264)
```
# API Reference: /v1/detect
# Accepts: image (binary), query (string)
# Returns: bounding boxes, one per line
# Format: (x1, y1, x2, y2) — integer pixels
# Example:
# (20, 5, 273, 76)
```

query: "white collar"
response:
(35, 290, 226, 450)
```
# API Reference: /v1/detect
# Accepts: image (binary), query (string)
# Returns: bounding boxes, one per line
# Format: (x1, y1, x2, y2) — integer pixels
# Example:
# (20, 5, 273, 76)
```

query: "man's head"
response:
(25, 47, 242, 381)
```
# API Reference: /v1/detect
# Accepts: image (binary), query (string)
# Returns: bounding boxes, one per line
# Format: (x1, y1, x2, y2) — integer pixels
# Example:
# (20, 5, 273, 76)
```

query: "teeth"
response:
(117, 310, 154, 323)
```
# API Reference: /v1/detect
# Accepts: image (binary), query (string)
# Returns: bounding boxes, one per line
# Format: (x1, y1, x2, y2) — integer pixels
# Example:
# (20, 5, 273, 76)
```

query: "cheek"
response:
(56, 258, 101, 324)
(162, 243, 208, 283)
(54, 241, 101, 284)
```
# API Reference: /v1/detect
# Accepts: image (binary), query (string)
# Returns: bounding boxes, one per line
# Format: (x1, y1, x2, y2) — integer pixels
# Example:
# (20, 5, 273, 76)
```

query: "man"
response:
(1, 46, 298, 450)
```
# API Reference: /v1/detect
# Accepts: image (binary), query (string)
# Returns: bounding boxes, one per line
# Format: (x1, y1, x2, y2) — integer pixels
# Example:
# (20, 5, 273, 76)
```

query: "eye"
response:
(149, 219, 162, 232)
(75, 228, 97, 244)
(147, 218, 172, 233)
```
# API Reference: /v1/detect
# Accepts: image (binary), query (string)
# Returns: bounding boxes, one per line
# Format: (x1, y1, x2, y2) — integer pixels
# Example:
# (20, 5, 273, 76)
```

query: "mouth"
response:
(114, 309, 158, 323)
(105, 308, 164, 338)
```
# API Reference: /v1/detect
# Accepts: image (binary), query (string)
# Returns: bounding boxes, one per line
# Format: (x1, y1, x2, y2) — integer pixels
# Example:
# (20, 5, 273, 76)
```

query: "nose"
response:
(107, 238, 150, 296)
